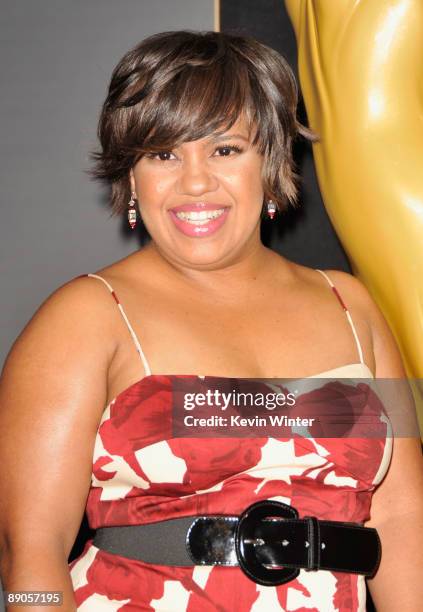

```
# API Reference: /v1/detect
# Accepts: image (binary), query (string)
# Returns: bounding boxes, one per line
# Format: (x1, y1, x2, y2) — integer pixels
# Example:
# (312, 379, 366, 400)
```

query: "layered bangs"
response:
(126, 54, 257, 153)
(112, 39, 266, 160)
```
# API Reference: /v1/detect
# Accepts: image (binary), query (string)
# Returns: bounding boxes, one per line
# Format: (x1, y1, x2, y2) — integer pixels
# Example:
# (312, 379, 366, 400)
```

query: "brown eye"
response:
(146, 151, 175, 161)
(214, 145, 243, 157)
(157, 151, 174, 161)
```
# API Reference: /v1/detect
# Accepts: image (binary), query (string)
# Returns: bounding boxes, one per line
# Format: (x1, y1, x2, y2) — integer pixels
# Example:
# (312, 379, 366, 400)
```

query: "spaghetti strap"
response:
(315, 269, 365, 364)
(85, 273, 152, 377)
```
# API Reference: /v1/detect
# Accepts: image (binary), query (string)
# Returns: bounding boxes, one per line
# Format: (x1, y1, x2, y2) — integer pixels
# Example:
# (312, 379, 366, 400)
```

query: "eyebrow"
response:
(211, 133, 250, 143)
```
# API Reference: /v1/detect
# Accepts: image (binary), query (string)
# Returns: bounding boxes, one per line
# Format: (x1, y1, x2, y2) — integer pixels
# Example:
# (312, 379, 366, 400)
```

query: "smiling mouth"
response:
(174, 209, 226, 225)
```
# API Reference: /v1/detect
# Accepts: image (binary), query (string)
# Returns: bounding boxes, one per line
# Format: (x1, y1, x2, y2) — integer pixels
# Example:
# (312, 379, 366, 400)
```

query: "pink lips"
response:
(169, 203, 230, 237)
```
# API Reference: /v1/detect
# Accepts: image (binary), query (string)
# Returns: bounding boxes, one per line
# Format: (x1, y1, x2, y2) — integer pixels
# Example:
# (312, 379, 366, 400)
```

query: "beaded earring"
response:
(267, 200, 277, 220)
(128, 192, 137, 229)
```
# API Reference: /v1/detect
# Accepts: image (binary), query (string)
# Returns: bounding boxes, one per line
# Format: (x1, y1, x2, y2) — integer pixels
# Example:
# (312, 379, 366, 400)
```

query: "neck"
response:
(141, 240, 289, 295)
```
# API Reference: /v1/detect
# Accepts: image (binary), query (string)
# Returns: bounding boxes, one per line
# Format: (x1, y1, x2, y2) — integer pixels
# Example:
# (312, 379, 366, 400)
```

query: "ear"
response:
(129, 169, 136, 194)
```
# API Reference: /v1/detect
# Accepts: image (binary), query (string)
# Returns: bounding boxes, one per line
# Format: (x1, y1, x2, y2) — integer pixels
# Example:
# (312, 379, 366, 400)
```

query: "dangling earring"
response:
(267, 200, 277, 220)
(128, 191, 137, 229)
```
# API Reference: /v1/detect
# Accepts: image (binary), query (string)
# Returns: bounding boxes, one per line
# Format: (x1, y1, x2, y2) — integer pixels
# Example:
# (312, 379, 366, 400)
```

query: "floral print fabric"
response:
(69, 373, 391, 611)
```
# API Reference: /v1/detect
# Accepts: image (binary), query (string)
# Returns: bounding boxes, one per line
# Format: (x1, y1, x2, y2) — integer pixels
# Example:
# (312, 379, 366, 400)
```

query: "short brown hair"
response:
(91, 30, 314, 216)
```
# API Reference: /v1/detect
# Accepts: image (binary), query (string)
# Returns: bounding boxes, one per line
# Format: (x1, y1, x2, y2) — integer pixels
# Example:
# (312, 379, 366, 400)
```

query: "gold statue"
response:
(285, 0, 423, 386)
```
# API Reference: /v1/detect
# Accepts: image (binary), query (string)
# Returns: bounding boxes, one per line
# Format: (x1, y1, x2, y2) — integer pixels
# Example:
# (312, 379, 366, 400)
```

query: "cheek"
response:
(222, 161, 264, 199)
(135, 167, 172, 201)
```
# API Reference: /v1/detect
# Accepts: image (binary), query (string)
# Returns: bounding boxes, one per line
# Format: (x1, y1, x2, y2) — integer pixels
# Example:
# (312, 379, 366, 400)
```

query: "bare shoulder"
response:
(318, 268, 376, 310)
(320, 269, 406, 377)
(288, 262, 375, 309)
(0, 274, 122, 409)
(4, 275, 118, 368)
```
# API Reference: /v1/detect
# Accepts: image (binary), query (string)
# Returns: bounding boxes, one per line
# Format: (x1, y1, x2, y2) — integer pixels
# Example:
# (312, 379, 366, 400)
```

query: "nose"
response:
(175, 155, 218, 196)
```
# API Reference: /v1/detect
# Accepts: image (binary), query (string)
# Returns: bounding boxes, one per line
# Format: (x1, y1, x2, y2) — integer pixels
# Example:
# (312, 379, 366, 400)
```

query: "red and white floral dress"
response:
(69, 271, 392, 612)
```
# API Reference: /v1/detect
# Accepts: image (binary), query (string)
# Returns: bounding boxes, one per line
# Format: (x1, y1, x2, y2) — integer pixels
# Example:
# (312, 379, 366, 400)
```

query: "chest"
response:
(123, 286, 339, 377)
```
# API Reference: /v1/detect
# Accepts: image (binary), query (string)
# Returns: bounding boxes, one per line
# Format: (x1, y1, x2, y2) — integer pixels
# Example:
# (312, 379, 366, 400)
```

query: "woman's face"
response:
(130, 116, 265, 271)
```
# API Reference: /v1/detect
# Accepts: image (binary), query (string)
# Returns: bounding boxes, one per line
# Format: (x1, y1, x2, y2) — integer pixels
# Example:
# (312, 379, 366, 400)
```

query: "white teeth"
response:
(175, 209, 225, 224)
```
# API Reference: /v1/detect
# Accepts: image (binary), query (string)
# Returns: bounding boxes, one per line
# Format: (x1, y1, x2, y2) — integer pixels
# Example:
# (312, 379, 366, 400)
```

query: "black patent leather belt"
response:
(93, 500, 381, 586)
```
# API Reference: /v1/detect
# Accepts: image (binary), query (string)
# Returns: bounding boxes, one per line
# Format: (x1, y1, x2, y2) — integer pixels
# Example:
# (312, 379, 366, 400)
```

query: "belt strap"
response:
(93, 500, 381, 586)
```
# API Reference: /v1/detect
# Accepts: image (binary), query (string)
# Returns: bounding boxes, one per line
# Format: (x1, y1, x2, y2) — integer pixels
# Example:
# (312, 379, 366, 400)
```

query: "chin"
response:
(163, 241, 242, 270)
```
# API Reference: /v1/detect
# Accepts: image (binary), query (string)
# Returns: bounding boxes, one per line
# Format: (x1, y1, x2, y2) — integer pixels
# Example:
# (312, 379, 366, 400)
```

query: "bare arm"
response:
(0, 278, 117, 611)
(329, 271, 423, 611)
(366, 295, 423, 611)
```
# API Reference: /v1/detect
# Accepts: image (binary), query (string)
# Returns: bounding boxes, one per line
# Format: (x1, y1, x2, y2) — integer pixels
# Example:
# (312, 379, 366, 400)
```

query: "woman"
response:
(0, 30, 422, 612)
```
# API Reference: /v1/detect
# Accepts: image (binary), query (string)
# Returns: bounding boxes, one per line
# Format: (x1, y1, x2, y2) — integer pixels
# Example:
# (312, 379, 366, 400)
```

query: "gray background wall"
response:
(0, 1, 214, 604)
(0, 0, 215, 370)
